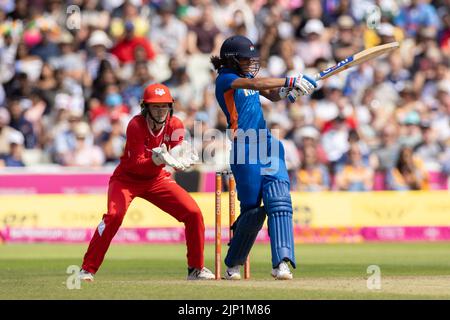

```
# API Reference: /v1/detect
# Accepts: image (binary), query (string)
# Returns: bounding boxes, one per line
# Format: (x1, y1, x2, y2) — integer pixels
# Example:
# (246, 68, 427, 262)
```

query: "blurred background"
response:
(0, 0, 449, 244)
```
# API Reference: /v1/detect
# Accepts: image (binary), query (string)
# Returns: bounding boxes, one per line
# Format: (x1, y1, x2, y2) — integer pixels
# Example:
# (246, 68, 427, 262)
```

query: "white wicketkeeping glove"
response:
(152, 144, 186, 171)
(169, 141, 199, 170)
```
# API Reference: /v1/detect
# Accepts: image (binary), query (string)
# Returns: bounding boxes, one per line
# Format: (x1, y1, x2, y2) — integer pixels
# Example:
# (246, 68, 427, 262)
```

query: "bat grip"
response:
(287, 89, 298, 103)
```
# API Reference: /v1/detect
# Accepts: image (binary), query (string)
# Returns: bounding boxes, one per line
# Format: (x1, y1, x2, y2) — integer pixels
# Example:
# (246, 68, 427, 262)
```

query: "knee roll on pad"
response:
(224, 206, 266, 267)
(263, 179, 296, 268)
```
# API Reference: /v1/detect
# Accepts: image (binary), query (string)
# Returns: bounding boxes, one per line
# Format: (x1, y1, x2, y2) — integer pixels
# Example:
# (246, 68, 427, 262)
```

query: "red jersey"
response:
(112, 115, 184, 181)
(111, 37, 155, 63)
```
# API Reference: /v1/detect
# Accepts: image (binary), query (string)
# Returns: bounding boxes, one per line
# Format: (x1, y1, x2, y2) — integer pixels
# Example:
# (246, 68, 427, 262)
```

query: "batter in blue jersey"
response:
(211, 35, 317, 280)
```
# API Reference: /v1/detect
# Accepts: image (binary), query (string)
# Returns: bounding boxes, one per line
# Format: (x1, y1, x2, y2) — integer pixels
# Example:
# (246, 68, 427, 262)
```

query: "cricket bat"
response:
(288, 41, 400, 102)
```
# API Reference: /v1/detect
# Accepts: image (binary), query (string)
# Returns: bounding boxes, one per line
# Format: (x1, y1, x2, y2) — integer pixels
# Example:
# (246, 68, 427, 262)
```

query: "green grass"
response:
(0, 243, 449, 299)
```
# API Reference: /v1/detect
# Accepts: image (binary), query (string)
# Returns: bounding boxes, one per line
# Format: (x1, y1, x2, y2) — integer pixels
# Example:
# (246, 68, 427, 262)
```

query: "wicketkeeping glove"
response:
(169, 141, 199, 170)
(151, 144, 186, 171)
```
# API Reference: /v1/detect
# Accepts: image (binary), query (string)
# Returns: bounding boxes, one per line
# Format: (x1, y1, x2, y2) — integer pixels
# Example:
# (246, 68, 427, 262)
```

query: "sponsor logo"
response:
(320, 56, 354, 77)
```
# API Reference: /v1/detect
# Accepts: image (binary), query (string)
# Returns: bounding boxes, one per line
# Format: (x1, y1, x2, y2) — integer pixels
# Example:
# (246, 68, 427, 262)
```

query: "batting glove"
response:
(278, 87, 292, 99)
(293, 74, 317, 95)
(285, 74, 318, 102)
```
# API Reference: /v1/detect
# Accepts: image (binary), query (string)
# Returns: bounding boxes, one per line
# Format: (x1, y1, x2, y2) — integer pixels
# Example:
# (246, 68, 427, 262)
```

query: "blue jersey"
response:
(215, 68, 267, 133)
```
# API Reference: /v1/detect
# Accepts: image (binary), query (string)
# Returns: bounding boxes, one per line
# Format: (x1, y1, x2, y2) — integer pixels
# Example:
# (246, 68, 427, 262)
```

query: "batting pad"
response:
(224, 206, 266, 267)
(263, 179, 296, 268)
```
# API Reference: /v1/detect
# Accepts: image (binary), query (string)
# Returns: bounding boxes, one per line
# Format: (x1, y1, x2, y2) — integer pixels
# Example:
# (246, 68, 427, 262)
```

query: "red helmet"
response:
(142, 83, 173, 104)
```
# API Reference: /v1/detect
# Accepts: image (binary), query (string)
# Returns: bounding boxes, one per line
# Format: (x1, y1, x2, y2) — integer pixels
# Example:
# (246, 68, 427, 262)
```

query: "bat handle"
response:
(314, 73, 321, 81)
(287, 73, 321, 103)
(287, 89, 298, 103)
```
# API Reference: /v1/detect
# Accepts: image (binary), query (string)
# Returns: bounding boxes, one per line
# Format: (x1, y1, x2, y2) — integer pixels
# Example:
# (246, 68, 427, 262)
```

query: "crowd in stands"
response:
(0, 0, 449, 191)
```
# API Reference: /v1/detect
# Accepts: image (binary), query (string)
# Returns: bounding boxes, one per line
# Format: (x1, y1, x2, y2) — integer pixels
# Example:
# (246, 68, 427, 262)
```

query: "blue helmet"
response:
(219, 35, 260, 77)
(220, 35, 259, 59)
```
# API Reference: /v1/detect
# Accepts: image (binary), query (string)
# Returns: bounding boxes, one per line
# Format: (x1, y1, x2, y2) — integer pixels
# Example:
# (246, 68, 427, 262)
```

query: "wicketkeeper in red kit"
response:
(79, 83, 214, 281)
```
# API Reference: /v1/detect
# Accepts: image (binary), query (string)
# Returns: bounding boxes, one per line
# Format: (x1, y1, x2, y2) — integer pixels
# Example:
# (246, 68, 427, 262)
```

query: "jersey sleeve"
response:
(217, 72, 240, 92)
(124, 117, 159, 170)
(168, 116, 184, 149)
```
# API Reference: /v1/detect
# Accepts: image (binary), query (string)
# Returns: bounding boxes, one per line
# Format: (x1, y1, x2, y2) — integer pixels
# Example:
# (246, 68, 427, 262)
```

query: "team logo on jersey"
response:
(155, 88, 166, 96)
(163, 134, 170, 142)
(243, 89, 258, 96)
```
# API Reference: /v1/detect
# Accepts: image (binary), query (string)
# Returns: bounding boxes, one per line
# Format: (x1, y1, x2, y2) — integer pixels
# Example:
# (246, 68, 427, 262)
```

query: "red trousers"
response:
(82, 170, 205, 273)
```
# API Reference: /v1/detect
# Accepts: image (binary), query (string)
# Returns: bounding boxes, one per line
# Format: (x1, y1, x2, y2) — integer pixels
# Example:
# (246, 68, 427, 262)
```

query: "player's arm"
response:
(231, 77, 286, 90)
(259, 88, 289, 102)
(231, 75, 318, 102)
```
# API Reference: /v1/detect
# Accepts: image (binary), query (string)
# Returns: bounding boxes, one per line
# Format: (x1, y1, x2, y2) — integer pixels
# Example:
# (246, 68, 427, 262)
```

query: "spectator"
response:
(335, 144, 374, 191)
(335, 129, 375, 172)
(98, 116, 126, 166)
(36, 62, 57, 110)
(441, 139, 450, 177)
(394, 0, 439, 38)
(187, 4, 222, 55)
(296, 144, 330, 191)
(398, 111, 423, 148)
(296, 19, 332, 67)
(7, 98, 37, 149)
(150, 2, 188, 59)
(111, 21, 155, 64)
(91, 84, 130, 137)
(331, 15, 362, 63)
(0, 129, 25, 167)
(163, 60, 197, 108)
(0, 30, 17, 84)
(0, 107, 22, 157)
(374, 124, 402, 172)
(122, 61, 154, 114)
(386, 145, 429, 190)
(81, 0, 111, 30)
(86, 30, 118, 80)
(29, 28, 60, 62)
(414, 123, 445, 171)
(48, 32, 85, 83)
(110, 0, 149, 38)
(293, 0, 332, 39)
(52, 110, 85, 164)
(321, 113, 355, 170)
(439, 9, 450, 56)
(15, 42, 43, 82)
(294, 125, 328, 165)
(62, 121, 105, 167)
(91, 59, 120, 100)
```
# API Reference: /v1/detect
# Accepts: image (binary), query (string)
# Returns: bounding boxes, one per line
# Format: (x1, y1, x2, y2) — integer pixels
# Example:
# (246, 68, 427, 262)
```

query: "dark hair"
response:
(210, 56, 225, 70)
(210, 55, 260, 77)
